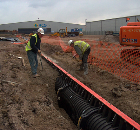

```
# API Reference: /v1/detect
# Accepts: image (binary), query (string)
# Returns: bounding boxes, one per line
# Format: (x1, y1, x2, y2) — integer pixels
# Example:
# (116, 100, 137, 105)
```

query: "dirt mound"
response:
(99, 35, 120, 43)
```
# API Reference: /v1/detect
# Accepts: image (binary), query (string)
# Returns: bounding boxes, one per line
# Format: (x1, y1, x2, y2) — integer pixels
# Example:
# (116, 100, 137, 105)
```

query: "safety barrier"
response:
(41, 36, 140, 83)
(13, 35, 140, 83)
(41, 54, 140, 130)
(87, 41, 140, 83)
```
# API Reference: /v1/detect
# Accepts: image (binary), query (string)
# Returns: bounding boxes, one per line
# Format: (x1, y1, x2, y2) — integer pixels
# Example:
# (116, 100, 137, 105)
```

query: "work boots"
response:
(84, 63, 88, 75)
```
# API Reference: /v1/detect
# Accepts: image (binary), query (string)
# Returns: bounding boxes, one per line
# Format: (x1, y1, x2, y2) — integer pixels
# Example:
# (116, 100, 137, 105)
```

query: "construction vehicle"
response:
(49, 32, 60, 37)
(67, 28, 80, 36)
(59, 29, 65, 38)
(49, 29, 66, 38)
(79, 32, 83, 37)
(119, 22, 140, 66)
(49, 27, 81, 38)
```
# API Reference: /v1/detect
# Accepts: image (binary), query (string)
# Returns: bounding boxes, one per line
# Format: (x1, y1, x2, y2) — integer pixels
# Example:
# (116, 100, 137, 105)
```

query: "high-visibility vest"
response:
(74, 41, 90, 54)
(25, 34, 37, 51)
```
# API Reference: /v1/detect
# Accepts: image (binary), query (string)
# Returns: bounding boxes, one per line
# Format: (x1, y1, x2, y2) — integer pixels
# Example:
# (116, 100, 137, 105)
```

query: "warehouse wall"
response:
(86, 21, 101, 32)
(102, 19, 115, 31)
(0, 20, 85, 33)
(85, 15, 140, 35)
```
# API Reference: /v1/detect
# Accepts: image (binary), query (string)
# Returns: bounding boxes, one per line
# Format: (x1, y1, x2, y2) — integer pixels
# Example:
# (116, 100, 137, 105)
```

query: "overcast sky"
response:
(0, 0, 140, 25)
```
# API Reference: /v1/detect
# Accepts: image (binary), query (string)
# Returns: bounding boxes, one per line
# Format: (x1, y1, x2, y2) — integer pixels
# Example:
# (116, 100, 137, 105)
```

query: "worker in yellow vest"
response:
(26, 28, 44, 78)
(68, 40, 90, 75)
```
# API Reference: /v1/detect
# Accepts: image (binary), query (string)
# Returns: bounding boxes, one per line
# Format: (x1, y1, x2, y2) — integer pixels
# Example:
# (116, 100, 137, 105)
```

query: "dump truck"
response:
(67, 28, 79, 36)
(119, 22, 140, 65)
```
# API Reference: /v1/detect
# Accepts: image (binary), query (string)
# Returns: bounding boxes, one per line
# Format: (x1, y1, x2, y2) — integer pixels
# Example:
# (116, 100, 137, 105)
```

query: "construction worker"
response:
(68, 40, 90, 75)
(26, 28, 44, 78)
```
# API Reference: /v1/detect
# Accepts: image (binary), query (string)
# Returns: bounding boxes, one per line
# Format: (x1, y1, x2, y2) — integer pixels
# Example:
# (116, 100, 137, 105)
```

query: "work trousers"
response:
(27, 51, 38, 75)
(82, 48, 91, 63)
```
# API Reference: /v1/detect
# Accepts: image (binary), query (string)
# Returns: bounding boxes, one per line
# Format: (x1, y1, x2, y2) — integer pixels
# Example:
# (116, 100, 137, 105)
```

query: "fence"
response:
(41, 36, 140, 84)
(83, 31, 120, 35)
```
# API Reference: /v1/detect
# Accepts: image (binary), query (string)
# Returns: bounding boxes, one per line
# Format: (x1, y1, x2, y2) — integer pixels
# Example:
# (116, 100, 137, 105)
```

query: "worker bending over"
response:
(26, 28, 44, 78)
(68, 40, 90, 75)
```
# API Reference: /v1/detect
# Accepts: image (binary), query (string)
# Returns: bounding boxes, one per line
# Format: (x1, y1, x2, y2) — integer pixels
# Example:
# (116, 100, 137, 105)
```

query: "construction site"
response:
(0, 19, 140, 129)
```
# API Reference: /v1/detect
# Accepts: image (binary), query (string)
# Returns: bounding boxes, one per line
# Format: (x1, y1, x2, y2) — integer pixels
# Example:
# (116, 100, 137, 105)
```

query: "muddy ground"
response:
(0, 34, 139, 130)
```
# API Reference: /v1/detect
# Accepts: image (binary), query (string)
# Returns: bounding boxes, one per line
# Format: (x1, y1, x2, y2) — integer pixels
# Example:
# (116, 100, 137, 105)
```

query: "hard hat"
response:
(37, 28, 44, 34)
(68, 40, 74, 46)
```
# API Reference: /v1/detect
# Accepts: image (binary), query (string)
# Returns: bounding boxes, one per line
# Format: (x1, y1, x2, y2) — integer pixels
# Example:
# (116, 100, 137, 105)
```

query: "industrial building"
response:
(0, 20, 84, 34)
(0, 15, 140, 35)
(85, 15, 140, 35)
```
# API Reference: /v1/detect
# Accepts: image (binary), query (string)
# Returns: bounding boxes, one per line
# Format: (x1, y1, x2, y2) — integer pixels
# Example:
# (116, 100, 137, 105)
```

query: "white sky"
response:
(0, 0, 140, 25)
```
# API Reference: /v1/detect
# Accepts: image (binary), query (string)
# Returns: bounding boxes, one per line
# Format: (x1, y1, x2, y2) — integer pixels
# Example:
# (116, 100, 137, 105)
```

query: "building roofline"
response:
(87, 14, 140, 23)
(0, 20, 84, 26)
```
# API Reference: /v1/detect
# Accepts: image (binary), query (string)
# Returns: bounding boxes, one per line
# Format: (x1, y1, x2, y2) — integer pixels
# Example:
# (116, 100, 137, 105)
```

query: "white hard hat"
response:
(37, 28, 44, 34)
(68, 40, 74, 46)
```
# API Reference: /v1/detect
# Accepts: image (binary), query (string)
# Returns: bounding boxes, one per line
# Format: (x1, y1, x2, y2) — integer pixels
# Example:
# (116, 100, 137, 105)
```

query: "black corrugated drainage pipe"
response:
(57, 86, 99, 126)
(55, 74, 139, 130)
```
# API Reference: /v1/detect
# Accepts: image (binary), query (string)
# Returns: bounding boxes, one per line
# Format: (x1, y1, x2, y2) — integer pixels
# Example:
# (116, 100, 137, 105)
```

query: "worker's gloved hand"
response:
(38, 50, 41, 54)
(38, 49, 41, 53)
(73, 54, 77, 58)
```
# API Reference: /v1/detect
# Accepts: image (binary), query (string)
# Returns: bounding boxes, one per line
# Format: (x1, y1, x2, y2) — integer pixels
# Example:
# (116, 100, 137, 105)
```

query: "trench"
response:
(41, 53, 140, 130)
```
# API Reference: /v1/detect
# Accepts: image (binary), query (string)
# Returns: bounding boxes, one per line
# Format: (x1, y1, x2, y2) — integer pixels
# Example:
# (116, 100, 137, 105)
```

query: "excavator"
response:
(49, 29, 66, 38)
(49, 27, 82, 38)
(119, 21, 140, 66)
(59, 29, 66, 38)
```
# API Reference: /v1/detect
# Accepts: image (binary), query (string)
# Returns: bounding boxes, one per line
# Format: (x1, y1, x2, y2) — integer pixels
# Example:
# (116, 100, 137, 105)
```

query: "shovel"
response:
(39, 54, 43, 70)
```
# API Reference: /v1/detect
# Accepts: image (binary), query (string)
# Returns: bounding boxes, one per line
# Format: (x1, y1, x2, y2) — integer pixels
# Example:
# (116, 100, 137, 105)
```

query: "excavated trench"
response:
(41, 53, 140, 130)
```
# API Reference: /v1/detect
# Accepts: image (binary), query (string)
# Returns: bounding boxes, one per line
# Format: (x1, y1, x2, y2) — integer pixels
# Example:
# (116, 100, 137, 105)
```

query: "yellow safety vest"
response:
(74, 41, 90, 54)
(25, 34, 37, 51)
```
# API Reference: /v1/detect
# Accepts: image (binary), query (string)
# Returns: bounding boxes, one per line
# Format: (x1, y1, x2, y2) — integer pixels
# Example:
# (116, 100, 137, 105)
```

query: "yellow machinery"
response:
(49, 28, 66, 38)
(59, 29, 66, 38)
(79, 32, 83, 37)
(49, 32, 60, 37)
(49, 27, 70, 38)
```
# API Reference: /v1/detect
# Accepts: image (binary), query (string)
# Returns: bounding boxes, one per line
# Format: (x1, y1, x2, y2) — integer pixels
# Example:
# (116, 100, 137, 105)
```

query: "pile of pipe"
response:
(0, 37, 21, 42)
